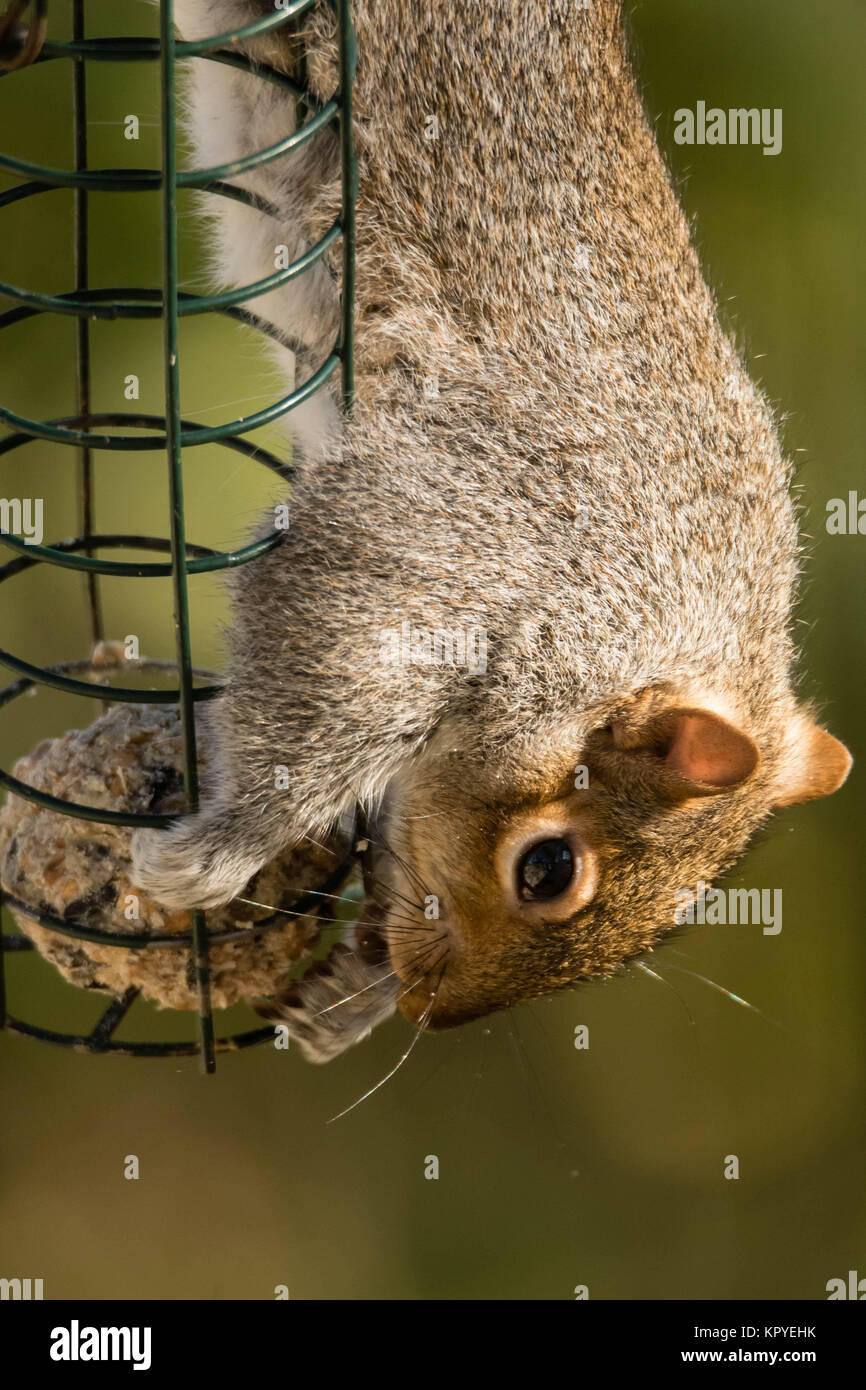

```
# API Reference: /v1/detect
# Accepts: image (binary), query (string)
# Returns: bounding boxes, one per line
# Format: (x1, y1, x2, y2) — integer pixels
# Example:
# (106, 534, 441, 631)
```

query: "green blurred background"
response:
(0, 0, 863, 1300)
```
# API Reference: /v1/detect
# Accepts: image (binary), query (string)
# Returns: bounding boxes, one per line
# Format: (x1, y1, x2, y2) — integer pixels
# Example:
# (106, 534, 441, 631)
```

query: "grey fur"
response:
(132, 2, 848, 1030)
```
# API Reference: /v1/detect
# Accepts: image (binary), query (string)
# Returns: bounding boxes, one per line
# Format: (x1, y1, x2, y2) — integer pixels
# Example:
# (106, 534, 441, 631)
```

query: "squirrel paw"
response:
(130, 813, 262, 910)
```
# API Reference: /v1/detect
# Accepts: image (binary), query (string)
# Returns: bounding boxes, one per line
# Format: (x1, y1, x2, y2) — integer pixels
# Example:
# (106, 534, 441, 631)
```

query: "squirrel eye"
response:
(517, 839, 576, 901)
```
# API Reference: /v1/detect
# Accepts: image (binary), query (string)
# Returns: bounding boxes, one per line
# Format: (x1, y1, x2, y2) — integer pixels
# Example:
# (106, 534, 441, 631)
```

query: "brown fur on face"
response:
(380, 688, 850, 1028)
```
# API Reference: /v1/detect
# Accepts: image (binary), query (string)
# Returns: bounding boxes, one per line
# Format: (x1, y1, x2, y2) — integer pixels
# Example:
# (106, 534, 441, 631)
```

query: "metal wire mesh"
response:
(0, 0, 357, 1071)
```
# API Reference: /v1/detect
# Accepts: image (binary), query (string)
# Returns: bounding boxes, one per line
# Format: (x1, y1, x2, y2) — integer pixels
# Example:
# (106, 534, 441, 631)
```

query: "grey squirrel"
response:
(132, 0, 851, 1042)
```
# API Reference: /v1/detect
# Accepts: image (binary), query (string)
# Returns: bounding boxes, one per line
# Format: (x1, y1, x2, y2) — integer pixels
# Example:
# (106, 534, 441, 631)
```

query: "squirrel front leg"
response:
(131, 680, 424, 910)
(130, 769, 273, 912)
(131, 524, 441, 909)
(130, 721, 325, 910)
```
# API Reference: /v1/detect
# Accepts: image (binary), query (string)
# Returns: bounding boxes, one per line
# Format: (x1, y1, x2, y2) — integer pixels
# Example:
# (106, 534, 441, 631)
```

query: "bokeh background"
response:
(0, 0, 863, 1299)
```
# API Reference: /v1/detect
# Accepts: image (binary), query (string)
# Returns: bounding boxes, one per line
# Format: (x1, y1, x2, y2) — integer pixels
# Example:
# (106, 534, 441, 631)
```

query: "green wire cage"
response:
(0, 0, 357, 1073)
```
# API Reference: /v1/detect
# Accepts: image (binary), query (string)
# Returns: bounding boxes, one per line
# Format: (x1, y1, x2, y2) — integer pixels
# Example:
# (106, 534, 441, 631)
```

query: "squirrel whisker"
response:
(312, 933, 448, 1019)
(664, 960, 785, 1032)
(632, 960, 698, 1031)
(327, 957, 448, 1124)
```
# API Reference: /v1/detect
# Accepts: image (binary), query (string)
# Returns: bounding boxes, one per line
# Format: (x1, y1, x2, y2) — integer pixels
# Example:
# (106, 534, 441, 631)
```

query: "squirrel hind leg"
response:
(130, 809, 270, 911)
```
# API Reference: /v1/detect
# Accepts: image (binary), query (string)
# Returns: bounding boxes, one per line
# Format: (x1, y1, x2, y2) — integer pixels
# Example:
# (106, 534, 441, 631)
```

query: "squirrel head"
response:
(362, 687, 850, 1028)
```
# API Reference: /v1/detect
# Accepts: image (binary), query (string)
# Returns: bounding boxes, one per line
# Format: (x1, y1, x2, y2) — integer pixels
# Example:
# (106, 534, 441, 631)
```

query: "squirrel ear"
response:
(773, 716, 852, 807)
(612, 706, 760, 794)
(661, 708, 760, 790)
